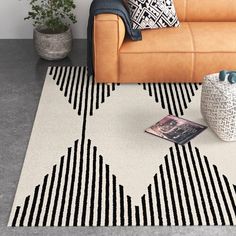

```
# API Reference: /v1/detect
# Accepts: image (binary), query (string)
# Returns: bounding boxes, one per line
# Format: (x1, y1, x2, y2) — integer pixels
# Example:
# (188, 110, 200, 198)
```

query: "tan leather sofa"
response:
(93, 0, 236, 83)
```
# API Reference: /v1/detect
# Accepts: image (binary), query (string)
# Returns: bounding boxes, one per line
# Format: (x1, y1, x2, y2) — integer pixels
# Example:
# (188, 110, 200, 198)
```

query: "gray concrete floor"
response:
(0, 39, 236, 236)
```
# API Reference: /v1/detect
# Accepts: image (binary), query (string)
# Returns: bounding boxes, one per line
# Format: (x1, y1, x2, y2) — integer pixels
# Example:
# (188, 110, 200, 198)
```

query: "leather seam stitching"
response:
(119, 51, 236, 54)
(93, 20, 97, 81)
(95, 20, 118, 22)
(116, 16, 120, 83)
(184, 0, 187, 21)
(117, 17, 119, 83)
(187, 22, 195, 81)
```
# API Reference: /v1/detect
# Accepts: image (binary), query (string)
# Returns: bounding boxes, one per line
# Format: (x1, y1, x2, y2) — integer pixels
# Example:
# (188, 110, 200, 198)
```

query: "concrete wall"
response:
(0, 0, 91, 39)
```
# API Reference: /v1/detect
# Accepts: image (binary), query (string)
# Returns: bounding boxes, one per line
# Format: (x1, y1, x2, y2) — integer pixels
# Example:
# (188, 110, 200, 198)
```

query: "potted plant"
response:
(25, 0, 77, 60)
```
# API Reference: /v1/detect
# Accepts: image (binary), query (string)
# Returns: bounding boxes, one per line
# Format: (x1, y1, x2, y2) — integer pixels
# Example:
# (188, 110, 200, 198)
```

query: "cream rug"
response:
(9, 66, 236, 226)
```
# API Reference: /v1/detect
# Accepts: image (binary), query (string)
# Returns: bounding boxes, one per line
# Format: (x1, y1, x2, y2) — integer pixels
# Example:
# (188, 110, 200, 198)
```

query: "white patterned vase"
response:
(201, 73, 236, 141)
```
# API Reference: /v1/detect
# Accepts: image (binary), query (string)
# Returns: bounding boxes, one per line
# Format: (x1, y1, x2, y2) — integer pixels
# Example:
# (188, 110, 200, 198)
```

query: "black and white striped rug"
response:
(9, 66, 236, 226)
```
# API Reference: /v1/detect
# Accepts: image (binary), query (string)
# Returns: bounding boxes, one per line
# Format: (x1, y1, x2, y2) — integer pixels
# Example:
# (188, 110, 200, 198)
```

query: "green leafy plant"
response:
(25, 0, 77, 33)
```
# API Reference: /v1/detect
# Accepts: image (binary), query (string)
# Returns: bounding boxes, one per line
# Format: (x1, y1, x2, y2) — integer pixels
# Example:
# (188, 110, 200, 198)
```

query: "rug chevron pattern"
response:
(138, 83, 201, 117)
(50, 66, 120, 116)
(9, 66, 236, 226)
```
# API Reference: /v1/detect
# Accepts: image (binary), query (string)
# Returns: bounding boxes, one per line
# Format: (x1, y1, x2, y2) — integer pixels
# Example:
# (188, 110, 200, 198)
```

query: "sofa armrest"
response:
(93, 14, 125, 83)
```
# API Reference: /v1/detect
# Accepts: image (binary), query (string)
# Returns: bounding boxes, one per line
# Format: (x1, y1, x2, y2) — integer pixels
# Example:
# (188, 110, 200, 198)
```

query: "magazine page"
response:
(145, 115, 207, 145)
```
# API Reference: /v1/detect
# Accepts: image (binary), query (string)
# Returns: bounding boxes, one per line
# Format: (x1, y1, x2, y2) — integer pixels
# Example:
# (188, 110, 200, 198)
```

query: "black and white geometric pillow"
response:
(128, 0, 180, 29)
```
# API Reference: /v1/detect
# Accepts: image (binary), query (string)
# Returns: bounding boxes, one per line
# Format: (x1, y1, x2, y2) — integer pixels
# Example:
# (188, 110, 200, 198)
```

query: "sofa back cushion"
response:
(174, 0, 236, 22)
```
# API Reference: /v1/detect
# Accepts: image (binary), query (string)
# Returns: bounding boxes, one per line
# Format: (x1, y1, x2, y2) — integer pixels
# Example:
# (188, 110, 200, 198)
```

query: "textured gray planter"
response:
(33, 27, 72, 60)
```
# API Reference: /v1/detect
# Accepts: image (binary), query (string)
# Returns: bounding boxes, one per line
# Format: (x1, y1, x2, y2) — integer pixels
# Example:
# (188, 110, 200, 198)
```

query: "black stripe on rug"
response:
(11, 139, 236, 226)
(50, 66, 120, 116)
(138, 83, 201, 117)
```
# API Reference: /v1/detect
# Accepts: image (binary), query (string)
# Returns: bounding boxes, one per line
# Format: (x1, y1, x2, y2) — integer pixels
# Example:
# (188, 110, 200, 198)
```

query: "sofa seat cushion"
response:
(189, 22, 236, 52)
(120, 22, 192, 52)
(119, 22, 236, 83)
(120, 22, 236, 53)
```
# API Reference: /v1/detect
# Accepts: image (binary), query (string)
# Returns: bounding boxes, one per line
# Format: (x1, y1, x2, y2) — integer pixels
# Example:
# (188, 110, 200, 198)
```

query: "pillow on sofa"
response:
(127, 0, 180, 29)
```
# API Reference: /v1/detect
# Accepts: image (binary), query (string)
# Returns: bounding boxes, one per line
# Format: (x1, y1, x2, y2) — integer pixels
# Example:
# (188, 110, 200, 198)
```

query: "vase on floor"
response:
(33, 27, 73, 61)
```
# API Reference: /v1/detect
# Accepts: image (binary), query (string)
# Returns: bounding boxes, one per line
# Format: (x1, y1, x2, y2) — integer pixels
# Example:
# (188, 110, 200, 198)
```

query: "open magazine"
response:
(145, 115, 207, 145)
